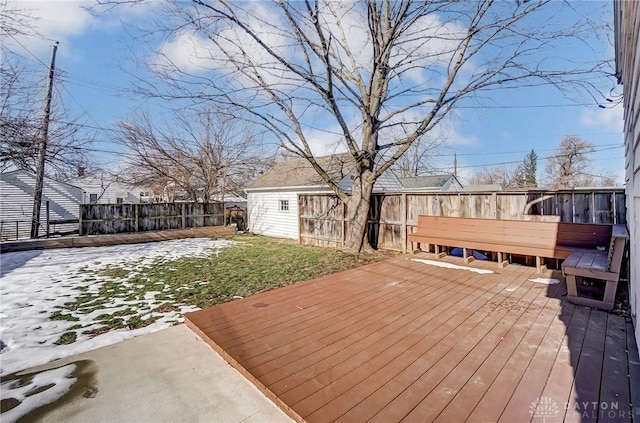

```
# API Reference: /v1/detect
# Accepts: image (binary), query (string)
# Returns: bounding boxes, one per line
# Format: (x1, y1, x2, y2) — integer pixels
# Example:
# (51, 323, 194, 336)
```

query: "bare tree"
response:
(391, 130, 446, 178)
(108, 0, 612, 251)
(116, 107, 267, 202)
(543, 136, 596, 188)
(0, 0, 36, 39)
(1, 1, 93, 179)
(0, 50, 92, 179)
(470, 165, 521, 190)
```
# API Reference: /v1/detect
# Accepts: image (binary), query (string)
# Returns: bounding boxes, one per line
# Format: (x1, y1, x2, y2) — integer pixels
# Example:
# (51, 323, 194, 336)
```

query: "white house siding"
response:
(79, 181, 141, 204)
(69, 174, 152, 204)
(616, 0, 640, 341)
(0, 170, 82, 240)
(247, 187, 332, 240)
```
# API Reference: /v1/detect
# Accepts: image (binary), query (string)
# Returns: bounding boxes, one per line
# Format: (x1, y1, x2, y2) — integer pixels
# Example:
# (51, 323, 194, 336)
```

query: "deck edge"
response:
(184, 316, 306, 423)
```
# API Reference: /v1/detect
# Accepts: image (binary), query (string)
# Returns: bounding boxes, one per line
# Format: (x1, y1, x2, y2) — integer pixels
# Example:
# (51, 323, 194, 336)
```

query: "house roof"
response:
(248, 154, 352, 189)
(1, 169, 83, 191)
(399, 174, 456, 189)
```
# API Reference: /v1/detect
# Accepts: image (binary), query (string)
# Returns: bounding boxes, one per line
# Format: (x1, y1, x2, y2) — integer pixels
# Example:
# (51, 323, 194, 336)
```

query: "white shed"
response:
(246, 154, 402, 240)
(0, 170, 83, 240)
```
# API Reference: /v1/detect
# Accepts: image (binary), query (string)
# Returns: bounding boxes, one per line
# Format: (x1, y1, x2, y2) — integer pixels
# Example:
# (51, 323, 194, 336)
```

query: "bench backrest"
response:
(414, 215, 612, 250)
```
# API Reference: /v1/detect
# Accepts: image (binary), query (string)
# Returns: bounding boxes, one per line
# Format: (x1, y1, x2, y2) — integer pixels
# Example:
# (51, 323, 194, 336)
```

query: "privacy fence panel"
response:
(298, 195, 345, 248)
(80, 202, 225, 235)
(299, 189, 626, 252)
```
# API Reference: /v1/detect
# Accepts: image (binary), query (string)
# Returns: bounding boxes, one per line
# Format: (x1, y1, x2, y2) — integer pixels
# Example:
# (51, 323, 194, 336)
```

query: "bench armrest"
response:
(612, 224, 629, 239)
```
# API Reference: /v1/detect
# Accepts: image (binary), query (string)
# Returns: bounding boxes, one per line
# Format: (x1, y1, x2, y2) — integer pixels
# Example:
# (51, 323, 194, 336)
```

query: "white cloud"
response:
(5, 1, 95, 56)
(155, 30, 216, 74)
(156, 3, 292, 89)
(580, 104, 623, 132)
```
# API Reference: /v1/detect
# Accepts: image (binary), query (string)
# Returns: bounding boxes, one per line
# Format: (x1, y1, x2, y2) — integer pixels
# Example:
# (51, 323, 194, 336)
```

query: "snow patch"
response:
(528, 278, 560, 285)
(1, 364, 77, 423)
(0, 238, 234, 377)
(410, 259, 495, 275)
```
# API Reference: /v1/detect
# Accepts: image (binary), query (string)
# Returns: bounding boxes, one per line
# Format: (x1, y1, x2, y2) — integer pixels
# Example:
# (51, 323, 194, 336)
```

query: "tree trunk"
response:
(343, 170, 376, 253)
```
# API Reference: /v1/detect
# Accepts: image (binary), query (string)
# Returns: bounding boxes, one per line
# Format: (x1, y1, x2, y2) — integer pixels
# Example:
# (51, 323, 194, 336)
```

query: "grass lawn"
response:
(52, 234, 392, 338)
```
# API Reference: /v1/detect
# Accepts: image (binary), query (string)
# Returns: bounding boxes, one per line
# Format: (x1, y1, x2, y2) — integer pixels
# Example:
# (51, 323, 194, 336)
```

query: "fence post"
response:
(78, 205, 83, 236)
(181, 203, 186, 229)
(135, 203, 140, 232)
(401, 193, 407, 254)
(342, 200, 347, 247)
(16, 221, 19, 240)
(46, 201, 50, 238)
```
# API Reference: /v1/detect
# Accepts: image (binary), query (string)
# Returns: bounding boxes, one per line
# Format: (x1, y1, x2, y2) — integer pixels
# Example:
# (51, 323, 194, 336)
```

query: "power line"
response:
(6, 34, 50, 69)
(435, 142, 622, 158)
(457, 103, 601, 109)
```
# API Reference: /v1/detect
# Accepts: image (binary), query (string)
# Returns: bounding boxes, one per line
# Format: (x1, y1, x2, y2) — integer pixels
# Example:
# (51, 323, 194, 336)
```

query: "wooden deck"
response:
(185, 253, 640, 422)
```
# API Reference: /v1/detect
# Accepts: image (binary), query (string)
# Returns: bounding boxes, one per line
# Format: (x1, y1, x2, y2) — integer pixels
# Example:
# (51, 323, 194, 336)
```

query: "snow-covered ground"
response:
(0, 238, 235, 377)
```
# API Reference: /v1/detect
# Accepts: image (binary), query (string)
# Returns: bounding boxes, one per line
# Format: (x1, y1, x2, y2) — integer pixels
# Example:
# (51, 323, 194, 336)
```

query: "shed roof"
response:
(248, 154, 352, 189)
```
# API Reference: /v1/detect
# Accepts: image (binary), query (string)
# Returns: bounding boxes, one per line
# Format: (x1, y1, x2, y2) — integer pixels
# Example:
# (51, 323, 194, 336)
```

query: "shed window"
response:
(89, 193, 98, 203)
(279, 200, 289, 212)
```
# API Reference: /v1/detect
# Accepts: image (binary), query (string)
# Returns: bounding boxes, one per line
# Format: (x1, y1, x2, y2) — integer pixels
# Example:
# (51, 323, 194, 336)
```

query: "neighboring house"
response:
(69, 171, 154, 204)
(615, 2, 639, 340)
(211, 192, 247, 209)
(0, 170, 83, 240)
(399, 174, 462, 192)
(246, 154, 402, 239)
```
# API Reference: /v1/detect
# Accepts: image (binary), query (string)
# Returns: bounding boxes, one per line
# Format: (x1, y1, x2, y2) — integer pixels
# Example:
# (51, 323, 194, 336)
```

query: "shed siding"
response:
(0, 170, 82, 239)
(247, 191, 300, 239)
(247, 188, 332, 240)
(616, 0, 640, 341)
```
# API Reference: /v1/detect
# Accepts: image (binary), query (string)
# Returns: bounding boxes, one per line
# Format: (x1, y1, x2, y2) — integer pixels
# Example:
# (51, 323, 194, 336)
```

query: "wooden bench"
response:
(407, 216, 613, 272)
(408, 215, 628, 310)
(562, 224, 629, 311)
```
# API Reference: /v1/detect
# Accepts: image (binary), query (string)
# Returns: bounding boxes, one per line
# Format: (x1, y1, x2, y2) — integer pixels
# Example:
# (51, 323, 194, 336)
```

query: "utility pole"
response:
(30, 41, 59, 239)
(453, 152, 458, 178)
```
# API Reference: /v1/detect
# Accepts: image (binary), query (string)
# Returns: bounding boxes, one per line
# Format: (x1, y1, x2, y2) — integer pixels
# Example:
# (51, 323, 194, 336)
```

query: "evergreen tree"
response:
(518, 149, 538, 188)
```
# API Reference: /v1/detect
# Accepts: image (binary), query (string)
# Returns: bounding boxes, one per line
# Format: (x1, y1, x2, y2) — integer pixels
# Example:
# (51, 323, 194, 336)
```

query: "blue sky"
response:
(4, 0, 625, 185)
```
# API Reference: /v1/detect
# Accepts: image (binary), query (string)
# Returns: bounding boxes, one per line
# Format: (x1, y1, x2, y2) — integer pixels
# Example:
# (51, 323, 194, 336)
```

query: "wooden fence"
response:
(80, 202, 225, 235)
(299, 189, 626, 252)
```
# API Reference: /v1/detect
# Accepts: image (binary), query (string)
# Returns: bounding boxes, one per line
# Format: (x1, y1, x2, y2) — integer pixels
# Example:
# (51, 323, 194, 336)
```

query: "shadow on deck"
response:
(185, 253, 640, 422)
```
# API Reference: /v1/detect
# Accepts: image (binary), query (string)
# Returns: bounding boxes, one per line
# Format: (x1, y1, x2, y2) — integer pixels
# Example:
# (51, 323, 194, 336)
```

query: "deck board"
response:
(185, 253, 637, 423)
(600, 314, 631, 422)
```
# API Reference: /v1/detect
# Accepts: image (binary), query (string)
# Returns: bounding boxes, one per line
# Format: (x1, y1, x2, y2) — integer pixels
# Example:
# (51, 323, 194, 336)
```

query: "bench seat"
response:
(407, 216, 614, 272)
(562, 250, 612, 279)
(409, 216, 628, 311)
(561, 224, 628, 311)
(407, 233, 579, 260)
